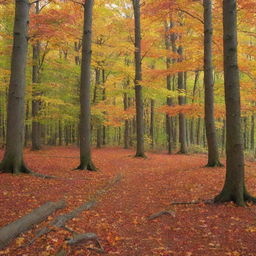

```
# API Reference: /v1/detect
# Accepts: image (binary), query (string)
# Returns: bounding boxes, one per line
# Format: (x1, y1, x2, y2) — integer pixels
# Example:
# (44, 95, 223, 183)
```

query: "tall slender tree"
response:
(0, 0, 31, 173)
(177, 45, 187, 154)
(75, 0, 96, 171)
(165, 20, 173, 154)
(31, 1, 41, 151)
(132, 0, 146, 158)
(203, 0, 222, 166)
(214, 0, 255, 206)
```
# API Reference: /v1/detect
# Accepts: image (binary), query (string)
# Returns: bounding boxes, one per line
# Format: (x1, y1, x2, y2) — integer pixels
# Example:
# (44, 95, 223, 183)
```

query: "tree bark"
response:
(165, 21, 173, 154)
(177, 46, 187, 154)
(0, 200, 65, 250)
(132, 0, 146, 158)
(190, 71, 200, 145)
(0, 0, 30, 173)
(76, 0, 96, 171)
(150, 99, 155, 149)
(204, 0, 222, 166)
(31, 1, 42, 151)
(214, 0, 255, 206)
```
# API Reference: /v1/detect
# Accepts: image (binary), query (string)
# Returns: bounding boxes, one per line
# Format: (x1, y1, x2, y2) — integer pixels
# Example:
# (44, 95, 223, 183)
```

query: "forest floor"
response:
(1, 147, 256, 256)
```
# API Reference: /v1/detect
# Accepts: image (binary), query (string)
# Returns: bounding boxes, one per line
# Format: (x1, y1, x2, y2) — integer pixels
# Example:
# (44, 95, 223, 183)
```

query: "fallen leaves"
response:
(0, 147, 256, 255)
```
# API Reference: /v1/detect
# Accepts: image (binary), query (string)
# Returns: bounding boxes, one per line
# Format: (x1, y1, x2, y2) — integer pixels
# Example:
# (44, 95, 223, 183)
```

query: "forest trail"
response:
(1, 147, 256, 256)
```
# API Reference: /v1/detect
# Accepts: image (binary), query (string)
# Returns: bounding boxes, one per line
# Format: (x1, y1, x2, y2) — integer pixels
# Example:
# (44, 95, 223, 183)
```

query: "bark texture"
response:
(132, 0, 146, 158)
(0, 200, 65, 250)
(214, 0, 255, 206)
(203, 0, 222, 167)
(76, 0, 96, 171)
(0, 0, 30, 173)
(177, 46, 187, 154)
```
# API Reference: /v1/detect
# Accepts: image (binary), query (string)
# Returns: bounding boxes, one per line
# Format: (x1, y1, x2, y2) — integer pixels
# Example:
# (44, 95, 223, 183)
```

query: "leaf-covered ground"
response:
(1, 147, 256, 256)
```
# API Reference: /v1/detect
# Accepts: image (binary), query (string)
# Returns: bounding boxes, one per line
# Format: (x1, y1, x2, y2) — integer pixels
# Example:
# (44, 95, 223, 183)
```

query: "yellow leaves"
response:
(245, 226, 256, 233)
(15, 237, 25, 246)
(225, 251, 240, 256)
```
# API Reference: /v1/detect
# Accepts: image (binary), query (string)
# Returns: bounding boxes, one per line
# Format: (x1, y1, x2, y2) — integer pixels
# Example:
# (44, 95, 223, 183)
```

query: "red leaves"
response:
(1, 147, 256, 255)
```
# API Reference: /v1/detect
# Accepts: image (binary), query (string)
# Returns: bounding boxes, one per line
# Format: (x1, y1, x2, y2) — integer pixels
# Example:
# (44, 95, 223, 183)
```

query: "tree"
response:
(31, 1, 42, 151)
(75, 0, 97, 171)
(214, 0, 255, 206)
(0, 0, 31, 174)
(177, 45, 187, 154)
(132, 0, 146, 158)
(203, 0, 222, 167)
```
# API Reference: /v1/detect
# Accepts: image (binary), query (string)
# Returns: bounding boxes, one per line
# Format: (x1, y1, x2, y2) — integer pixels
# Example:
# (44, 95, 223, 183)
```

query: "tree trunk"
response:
(214, 0, 255, 206)
(0, 0, 30, 174)
(204, 0, 221, 166)
(76, 0, 96, 171)
(251, 115, 254, 151)
(177, 46, 187, 154)
(190, 71, 200, 145)
(124, 92, 129, 149)
(132, 0, 145, 158)
(150, 99, 154, 149)
(31, 1, 41, 151)
(165, 21, 173, 154)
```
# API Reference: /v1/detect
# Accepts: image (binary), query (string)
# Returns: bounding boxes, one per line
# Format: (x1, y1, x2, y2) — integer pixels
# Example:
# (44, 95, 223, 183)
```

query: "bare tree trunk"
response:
(204, 0, 222, 166)
(132, 0, 146, 158)
(165, 20, 173, 154)
(76, 0, 96, 171)
(124, 92, 129, 149)
(177, 46, 187, 154)
(190, 71, 200, 145)
(0, 0, 30, 173)
(150, 99, 154, 149)
(251, 115, 254, 151)
(214, 0, 255, 206)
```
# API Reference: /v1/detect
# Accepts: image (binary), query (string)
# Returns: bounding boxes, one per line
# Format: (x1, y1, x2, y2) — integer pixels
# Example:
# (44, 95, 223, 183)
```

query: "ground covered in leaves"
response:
(1, 147, 256, 256)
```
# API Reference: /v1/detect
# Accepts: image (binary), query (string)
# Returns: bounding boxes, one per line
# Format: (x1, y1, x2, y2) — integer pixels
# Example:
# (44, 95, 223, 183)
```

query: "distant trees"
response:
(0, 0, 31, 173)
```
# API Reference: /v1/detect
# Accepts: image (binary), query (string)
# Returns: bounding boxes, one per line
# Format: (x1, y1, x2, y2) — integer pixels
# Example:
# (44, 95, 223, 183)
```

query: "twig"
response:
(148, 210, 176, 220)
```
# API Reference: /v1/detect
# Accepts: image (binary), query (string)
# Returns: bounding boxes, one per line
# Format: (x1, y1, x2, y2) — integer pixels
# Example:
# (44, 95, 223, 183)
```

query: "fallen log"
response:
(0, 200, 65, 250)
(30, 173, 123, 245)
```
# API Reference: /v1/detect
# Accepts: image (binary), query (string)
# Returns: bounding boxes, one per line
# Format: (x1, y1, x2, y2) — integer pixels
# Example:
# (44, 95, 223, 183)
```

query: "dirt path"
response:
(1, 147, 256, 255)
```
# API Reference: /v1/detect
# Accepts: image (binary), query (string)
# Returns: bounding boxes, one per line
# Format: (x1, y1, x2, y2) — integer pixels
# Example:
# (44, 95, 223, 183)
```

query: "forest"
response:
(0, 0, 256, 255)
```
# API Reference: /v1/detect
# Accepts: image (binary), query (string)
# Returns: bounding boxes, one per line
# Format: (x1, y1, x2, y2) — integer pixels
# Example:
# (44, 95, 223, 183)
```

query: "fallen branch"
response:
(0, 200, 65, 250)
(28, 200, 96, 245)
(148, 210, 176, 220)
(66, 232, 98, 245)
(29, 173, 123, 245)
(170, 199, 213, 206)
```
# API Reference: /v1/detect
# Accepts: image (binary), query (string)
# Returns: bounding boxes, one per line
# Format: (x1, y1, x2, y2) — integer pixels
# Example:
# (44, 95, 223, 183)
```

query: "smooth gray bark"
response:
(165, 21, 174, 154)
(132, 0, 146, 158)
(214, 0, 255, 206)
(177, 46, 187, 154)
(0, 0, 30, 173)
(203, 0, 222, 166)
(76, 0, 96, 171)
(0, 200, 65, 250)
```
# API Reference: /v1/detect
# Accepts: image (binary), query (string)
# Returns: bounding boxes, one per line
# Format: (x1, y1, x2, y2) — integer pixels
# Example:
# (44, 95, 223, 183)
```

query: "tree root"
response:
(74, 161, 97, 171)
(214, 191, 256, 206)
(0, 163, 55, 179)
(134, 151, 147, 158)
(170, 199, 213, 206)
(205, 161, 224, 168)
